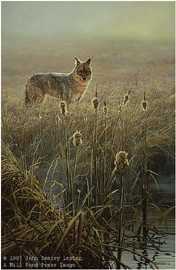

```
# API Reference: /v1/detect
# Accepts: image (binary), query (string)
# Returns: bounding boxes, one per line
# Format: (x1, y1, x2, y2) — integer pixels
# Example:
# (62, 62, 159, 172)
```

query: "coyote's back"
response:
(25, 57, 92, 105)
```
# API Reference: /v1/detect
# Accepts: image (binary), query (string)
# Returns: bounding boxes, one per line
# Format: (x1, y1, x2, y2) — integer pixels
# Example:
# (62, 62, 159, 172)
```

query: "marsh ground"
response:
(2, 39, 175, 199)
(1, 38, 175, 269)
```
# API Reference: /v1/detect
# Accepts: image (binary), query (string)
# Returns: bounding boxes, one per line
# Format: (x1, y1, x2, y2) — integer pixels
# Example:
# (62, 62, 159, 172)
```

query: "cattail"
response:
(103, 101, 108, 114)
(123, 94, 129, 105)
(72, 130, 83, 147)
(39, 113, 42, 119)
(142, 100, 148, 111)
(92, 97, 99, 111)
(114, 151, 129, 172)
(60, 100, 67, 116)
(141, 92, 148, 111)
(92, 86, 99, 111)
(123, 90, 131, 105)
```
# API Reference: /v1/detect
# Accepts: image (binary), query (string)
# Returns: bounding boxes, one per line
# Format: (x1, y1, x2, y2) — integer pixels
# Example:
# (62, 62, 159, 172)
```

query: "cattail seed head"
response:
(123, 94, 129, 105)
(123, 90, 131, 105)
(72, 130, 83, 147)
(114, 151, 129, 172)
(92, 97, 99, 111)
(142, 100, 148, 111)
(141, 92, 148, 111)
(60, 100, 67, 116)
(103, 101, 108, 114)
(92, 86, 99, 111)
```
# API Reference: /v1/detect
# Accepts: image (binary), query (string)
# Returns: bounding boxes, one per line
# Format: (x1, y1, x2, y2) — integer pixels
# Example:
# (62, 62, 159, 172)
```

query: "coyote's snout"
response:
(25, 57, 92, 105)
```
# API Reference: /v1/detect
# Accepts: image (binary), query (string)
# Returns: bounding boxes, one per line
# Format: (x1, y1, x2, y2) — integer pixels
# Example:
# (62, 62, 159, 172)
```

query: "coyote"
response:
(25, 57, 92, 105)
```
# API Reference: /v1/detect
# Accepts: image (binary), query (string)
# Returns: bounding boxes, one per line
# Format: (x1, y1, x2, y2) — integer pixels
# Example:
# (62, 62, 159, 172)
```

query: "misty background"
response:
(1, 1, 175, 97)
(2, 1, 174, 42)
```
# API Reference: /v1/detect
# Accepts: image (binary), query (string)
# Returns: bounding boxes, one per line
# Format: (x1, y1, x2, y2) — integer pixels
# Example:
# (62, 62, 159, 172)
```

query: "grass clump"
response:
(1, 144, 113, 268)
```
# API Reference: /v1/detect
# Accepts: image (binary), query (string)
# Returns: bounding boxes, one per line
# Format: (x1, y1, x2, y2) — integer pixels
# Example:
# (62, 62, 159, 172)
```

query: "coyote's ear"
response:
(86, 57, 91, 65)
(74, 57, 81, 66)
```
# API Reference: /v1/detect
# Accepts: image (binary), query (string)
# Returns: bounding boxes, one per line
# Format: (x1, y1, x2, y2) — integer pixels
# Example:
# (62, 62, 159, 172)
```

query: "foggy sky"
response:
(2, 1, 175, 45)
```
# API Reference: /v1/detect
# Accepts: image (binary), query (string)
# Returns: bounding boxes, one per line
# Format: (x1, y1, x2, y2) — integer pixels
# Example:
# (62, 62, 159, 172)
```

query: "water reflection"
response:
(122, 220, 175, 269)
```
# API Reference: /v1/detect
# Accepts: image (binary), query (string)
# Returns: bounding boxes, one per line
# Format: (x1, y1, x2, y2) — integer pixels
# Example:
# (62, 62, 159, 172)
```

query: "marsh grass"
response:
(1, 83, 174, 268)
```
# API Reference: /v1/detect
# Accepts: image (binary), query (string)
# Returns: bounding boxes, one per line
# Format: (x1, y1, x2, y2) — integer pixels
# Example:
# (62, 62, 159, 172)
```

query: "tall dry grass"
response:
(1, 80, 175, 268)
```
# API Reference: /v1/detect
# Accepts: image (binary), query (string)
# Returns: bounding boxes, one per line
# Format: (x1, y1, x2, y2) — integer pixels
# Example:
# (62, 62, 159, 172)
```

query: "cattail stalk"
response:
(72, 131, 82, 213)
(91, 86, 99, 205)
(90, 148, 94, 205)
(117, 175, 124, 269)
(103, 101, 107, 202)
(72, 130, 82, 241)
(73, 147, 79, 214)
(60, 101, 70, 210)
(94, 108, 98, 205)
(141, 91, 148, 243)
(142, 99, 148, 243)
(112, 100, 122, 146)
(72, 131, 83, 178)
(114, 151, 129, 269)
(124, 90, 131, 150)
(64, 122, 70, 208)
(73, 147, 78, 179)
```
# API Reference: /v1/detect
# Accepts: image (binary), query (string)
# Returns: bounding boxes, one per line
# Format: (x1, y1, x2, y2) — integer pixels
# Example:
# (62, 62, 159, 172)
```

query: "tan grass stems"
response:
(2, 85, 174, 269)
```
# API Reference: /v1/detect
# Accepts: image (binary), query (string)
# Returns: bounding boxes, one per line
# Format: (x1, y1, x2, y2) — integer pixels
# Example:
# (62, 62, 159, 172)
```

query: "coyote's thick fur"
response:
(25, 57, 92, 105)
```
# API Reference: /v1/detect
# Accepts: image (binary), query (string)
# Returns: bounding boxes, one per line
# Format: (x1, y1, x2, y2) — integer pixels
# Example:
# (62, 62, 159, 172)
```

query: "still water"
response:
(122, 219, 175, 269)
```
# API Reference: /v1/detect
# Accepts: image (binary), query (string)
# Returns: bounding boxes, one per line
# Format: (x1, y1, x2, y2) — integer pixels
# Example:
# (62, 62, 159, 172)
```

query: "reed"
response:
(60, 101, 71, 210)
(91, 86, 99, 206)
(141, 92, 149, 243)
(114, 151, 129, 268)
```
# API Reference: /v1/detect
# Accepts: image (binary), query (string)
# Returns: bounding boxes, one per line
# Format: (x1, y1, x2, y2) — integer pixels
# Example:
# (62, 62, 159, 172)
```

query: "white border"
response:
(0, 1, 175, 270)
